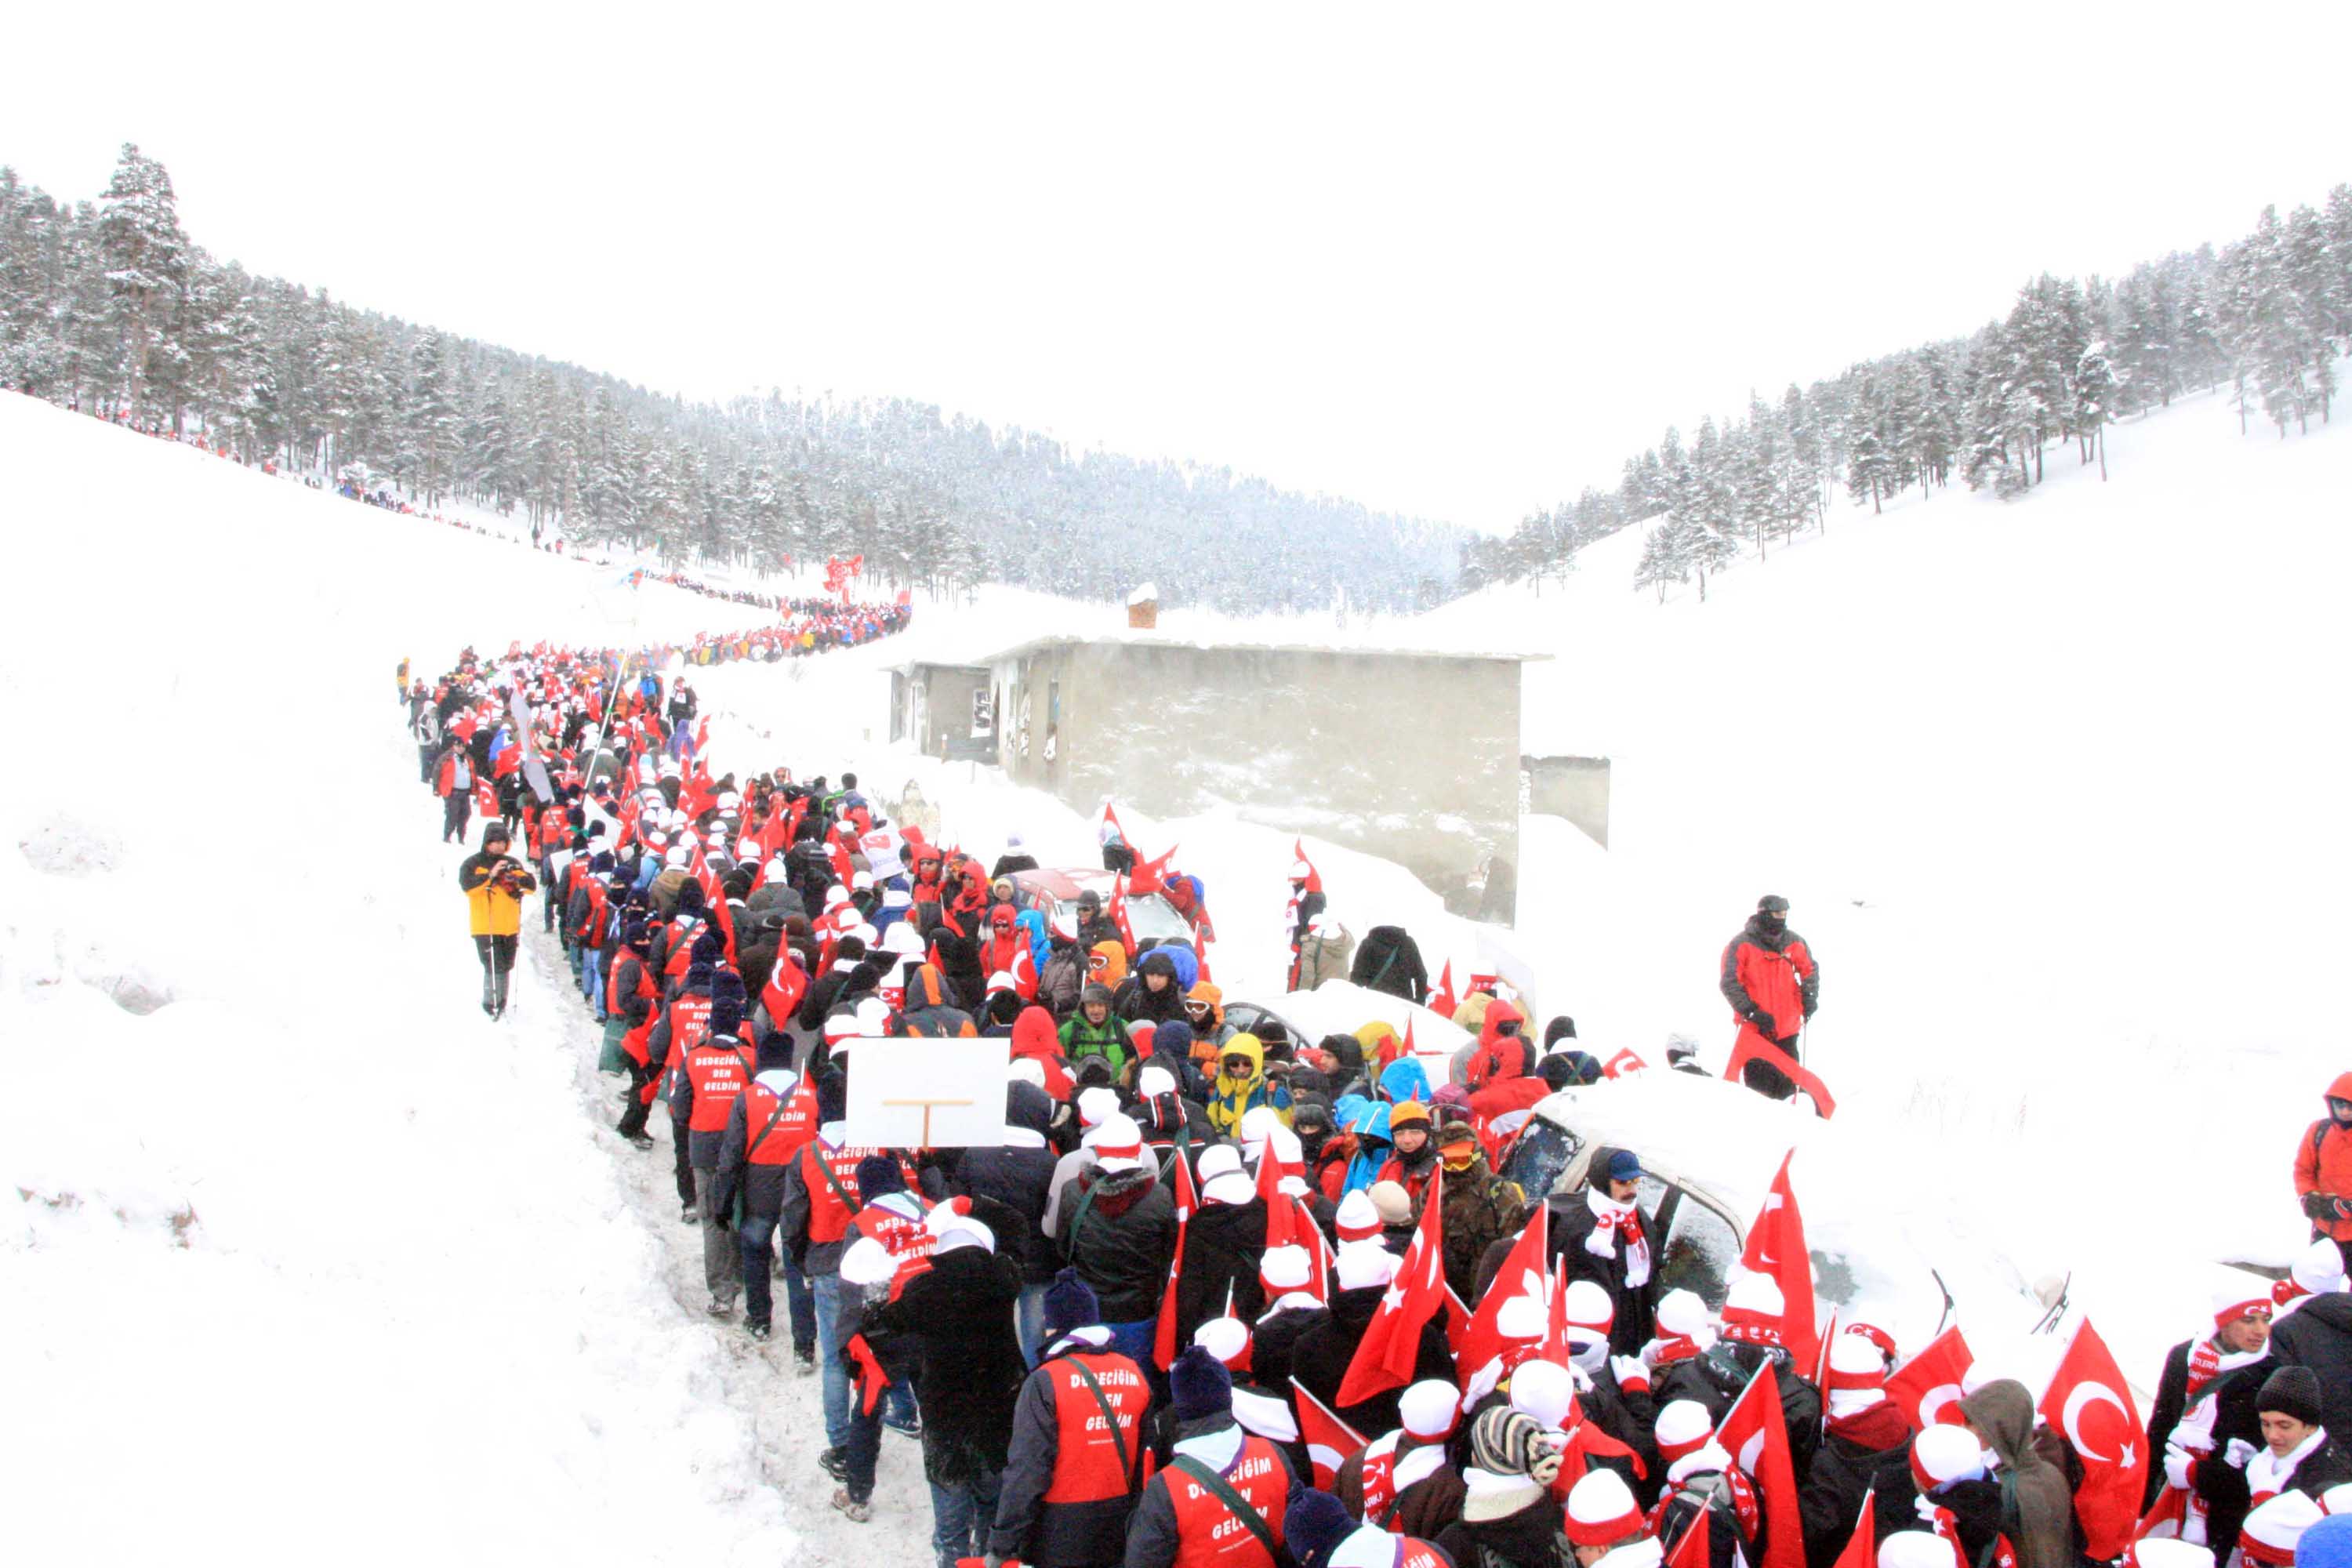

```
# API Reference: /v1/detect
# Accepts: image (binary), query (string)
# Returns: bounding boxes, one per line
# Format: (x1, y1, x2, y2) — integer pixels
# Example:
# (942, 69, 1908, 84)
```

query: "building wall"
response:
(1523, 753, 1610, 849)
(913, 666, 996, 760)
(993, 641, 1524, 920)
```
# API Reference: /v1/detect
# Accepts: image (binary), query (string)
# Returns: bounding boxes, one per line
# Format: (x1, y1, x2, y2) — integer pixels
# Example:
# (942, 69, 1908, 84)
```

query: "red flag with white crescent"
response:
(2038, 1319, 2146, 1559)
(1152, 1142, 1197, 1371)
(1883, 1327, 1975, 1430)
(1719, 1363, 1806, 1568)
(1337, 1165, 1446, 1406)
(1292, 1380, 1368, 1491)
(1740, 1151, 1821, 1374)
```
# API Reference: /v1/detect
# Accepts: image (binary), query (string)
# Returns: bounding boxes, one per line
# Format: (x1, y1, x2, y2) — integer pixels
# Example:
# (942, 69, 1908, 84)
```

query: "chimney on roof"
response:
(1126, 582, 1159, 630)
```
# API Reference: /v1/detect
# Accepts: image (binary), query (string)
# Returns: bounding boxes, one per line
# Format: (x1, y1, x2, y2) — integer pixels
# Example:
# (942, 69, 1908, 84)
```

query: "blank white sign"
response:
(841, 1037, 1011, 1148)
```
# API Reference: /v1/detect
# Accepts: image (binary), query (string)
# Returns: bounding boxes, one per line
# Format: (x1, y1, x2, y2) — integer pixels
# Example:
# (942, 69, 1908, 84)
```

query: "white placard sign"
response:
(841, 1038, 1009, 1149)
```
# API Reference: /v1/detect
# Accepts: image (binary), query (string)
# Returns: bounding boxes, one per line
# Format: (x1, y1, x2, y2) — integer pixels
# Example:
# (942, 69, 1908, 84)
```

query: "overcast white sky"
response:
(7, 2, 2348, 530)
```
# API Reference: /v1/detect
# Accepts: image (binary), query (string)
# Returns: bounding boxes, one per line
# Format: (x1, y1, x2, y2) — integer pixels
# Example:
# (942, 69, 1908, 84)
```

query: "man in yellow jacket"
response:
(459, 821, 537, 1018)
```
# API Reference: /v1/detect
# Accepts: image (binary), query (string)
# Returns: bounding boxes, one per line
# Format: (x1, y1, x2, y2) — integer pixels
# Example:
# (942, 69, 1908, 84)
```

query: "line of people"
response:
(416, 634, 2352, 1568)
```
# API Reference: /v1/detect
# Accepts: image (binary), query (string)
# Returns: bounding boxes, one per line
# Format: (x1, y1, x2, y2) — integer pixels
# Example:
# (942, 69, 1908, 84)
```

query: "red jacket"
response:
(2295, 1073, 2352, 1242)
(1719, 918, 1818, 1042)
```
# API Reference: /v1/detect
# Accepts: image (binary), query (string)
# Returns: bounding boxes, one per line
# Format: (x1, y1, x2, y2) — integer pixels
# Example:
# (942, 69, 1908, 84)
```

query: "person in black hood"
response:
(952, 1080, 1062, 1364)
(1720, 894, 1820, 1102)
(929, 927, 989, 1014)
(1544, 1015, 1579, 1049)
(1111, 949, 1187, 1026)
(1290, 1243, 1454, 1436)
(795, 936, 873, 1031)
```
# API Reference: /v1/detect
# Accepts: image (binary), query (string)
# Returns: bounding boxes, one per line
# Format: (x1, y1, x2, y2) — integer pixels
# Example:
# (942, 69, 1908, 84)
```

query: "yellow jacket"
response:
(460, 852, 535, 936)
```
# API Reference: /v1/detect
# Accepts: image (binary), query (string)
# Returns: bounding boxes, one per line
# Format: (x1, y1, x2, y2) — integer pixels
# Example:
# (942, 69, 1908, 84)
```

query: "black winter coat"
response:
(1250, 1301, 1329, 1394)
(873, 1240, 1027, 1482)
(1800, 1403, 1915, 1568)
(953, 1083, 1062, 1284)
(2270, 1293, 2352, 1442)
(1290, 1283, 1454, 1438)
(1060, 1167, 1176, 1323)
(1350, 924, 1429, 1004)
(1172, 1199, 1268, 1345)
(2143, 1337, 2270, 1553)
(1663, 1341, 1824, 1484)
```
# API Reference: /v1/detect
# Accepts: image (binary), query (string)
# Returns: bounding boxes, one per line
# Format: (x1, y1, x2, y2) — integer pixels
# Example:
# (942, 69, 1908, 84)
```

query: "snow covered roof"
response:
(1127, 582, 1159, 607)
(972, 631, 1552, 666)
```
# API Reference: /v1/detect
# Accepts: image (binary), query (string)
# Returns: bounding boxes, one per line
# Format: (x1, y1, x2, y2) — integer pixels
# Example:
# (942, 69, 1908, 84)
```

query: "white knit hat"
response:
(1655, 1288, 1712, 1339)
(1653, 1399, 1715, 1462)
(1880, 1534, 1963, 1568)
(2240, 1492, 2323, 1568)
(1136, 1065, 1177, 1098)
(2122, 1541, 2216, 1568)
(1197, 1145, 1245, 1182)
(1723, 1272, 1784, 1325)
(1091, 1113, 1146, 1174)
(1334, 1190, 1381, 1244)
(1007, 1058, 1046, 1089)
(1827, 1333, 1887, 1392)
(1335, 1241, 1397, 1292)
(1563, 1279, 1615, 1332)
(1508, 1359, 1576, 1428)
(1399, 1379, 1461, 1439)
(1202, 1172, 1254, 1207)
(1193, 1316, 1250, 1368)
(2290, 1235, 2347, 1295)
(1563, 1468, 1644, 1545)
(1495, 1293, 1545, 1342)
(1076, 1087, 1120, 1129)
(1911, 1423, 1984, 1488)
(1260, 1245, 1312, 1293)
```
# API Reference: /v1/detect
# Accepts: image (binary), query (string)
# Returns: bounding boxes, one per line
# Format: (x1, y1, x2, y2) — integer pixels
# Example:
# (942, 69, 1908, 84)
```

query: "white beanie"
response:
(1076, 1087, 1120, 1129)
(1563, 1279, 1615, 1332)
(1913, 1423, 1985, 1488)
(1203, 1172, 1254, 1207)
(1563, 1468, 1643, 1544)
(1336, 1241, 1398, 1292)
(1496, 1292, 1545, 1342)
(1880, 1534, 1962, 1568)
(1193, 1316, 1250, 1368)
(664, 845, 691, 869)
(1827, 1333, 1888, 1390)
(1399, 1379, 1461, 1439)
(1007, 1057, 1047, 1090)
(1654, 1399, 1715, 1461)
(1508, 1359, 1577, 1428)
(1137, 1065, 1177, 1098)
(2125, 1542, 2216, 1568)
(853, 996, 890, 1033)
(1197, 1145, 1245, 1182)
(2240, 1493, 2322, 1566)
(1260, 1245, 1312, 1293)
(883, 923, 924, 956)
(1655, 1288, 1712, 1339)
(2290, 1235, 2347, 1294)
(1334, 1189, 1381, 1244)
(1091, 1113, 1146, 1174)
(932, 1215, 995, 1255)
(1724, 1272, 1784, 1323)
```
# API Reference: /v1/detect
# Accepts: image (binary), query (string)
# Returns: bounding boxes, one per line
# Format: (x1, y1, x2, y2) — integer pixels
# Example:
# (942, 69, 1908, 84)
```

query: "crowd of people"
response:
(411, 633, 2352, 1568)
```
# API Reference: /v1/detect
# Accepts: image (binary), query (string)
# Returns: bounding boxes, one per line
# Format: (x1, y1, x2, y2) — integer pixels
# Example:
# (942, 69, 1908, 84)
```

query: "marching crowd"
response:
(412, 634, 2352, 1568)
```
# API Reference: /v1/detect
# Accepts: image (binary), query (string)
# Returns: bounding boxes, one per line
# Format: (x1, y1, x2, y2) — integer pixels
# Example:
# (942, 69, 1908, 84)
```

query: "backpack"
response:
(1038, 946, 1084, 1014)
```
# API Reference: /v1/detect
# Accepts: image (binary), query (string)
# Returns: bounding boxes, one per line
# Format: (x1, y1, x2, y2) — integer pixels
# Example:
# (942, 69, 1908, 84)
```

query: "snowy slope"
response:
(1413, 379, 2352, 1382)
(0, 394, 849, 1564)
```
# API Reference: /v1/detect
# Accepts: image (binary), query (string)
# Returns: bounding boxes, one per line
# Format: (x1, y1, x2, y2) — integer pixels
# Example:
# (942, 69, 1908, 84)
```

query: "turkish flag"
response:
(472, 776, 499, 818)
(1740, 1151, 1821, 1374)
(1725, 1029, 1839, 1118)
(1152, 1144, 1198, 1371)
(1831, 1493, 1876, 1568)
(1428, 960, 1457, 1021)
(846, 1333, 890, 1415)
(1603, 1047, 1650, 1078)
(1337, 1164, 1446, 1406)
(1290, 837, 1323, 893)
(2038, 1319, 2147, 1559)
(1298, 1199, 1335, 1305)
(1455, 1197, 1548, 1380)
(1664, 1501, 1712, 1568)
(1293, 1380, 1368, 1490)
(1130, 842, 1178, 897)
(1258, 1142, 1297, 1249)
(1719, 1363, 1806, 1568)
(1883, 1327, 1975, 1429)
(761, 953, 808, 1027)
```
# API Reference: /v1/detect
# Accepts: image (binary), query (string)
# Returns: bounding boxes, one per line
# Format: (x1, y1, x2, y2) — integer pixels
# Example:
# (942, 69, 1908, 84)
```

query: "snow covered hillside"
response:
(0, 394, 821, 1563)
(1421, 380, 2352, 1375)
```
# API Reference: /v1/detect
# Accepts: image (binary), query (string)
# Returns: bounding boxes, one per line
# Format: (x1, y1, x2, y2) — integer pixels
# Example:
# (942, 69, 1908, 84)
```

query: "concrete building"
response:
(1523, 753, 1611, 848)
(888, 659, 997, 761)
(975, 633, 1542, 920)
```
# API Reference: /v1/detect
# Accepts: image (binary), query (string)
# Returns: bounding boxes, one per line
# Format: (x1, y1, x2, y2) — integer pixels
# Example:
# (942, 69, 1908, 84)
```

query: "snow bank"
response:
(0, 394, 802, 1563)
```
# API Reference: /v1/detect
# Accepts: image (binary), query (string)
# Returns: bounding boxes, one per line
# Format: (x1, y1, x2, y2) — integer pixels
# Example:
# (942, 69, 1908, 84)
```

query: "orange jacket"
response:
(2294, 1072, 2352, 1241)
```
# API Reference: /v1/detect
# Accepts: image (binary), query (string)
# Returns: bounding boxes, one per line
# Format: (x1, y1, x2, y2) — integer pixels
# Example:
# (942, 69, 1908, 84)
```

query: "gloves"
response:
(1751, 1011, 1779, 1039)
(2305, 1192, 2338, 1221)
(1610, 1355, 1651, 1395)
(2163, 1445, 2198, 1490)
(2224, 1438, 2257, 1470)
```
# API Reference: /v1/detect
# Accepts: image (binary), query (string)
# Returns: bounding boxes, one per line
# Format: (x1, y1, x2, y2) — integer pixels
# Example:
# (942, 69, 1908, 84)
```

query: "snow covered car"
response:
(1497, 1068, 2070, 1355)
(1222, 979, 1473, 1065)
(1005, 867, 1195, 951)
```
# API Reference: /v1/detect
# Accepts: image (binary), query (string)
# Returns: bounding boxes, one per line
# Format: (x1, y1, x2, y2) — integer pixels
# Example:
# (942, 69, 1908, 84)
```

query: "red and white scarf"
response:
(2184, 1336, 2267, 1404)
(1586, 1189, 1652, 1288)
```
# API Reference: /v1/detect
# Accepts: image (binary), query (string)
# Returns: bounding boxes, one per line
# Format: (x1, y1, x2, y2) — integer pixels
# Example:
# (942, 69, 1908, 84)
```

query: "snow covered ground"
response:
(5, 367, 2344, 1554)
(0, 394, 894, 1563)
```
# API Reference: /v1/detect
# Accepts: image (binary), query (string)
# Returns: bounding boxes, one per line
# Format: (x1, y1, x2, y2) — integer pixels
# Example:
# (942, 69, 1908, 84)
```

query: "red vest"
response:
(742, 1077, 818, 1166)
(800, 1142, 872, 1244)
(1040, 1350, 1149, 1504)
(683, 1040, 755, 1132)
(663, 921, 700, 980)
(575, 880, 610, 949)
(667, 993, 714, 1064)
(1165, 1435, 1288, 1568)
(609, 956, 658, 1068)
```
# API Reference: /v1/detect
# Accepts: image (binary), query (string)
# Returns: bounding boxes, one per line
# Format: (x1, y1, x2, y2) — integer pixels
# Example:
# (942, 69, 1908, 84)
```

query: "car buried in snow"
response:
(1004, 867, 1195, 953)
(1221, 979, 1475, 1066)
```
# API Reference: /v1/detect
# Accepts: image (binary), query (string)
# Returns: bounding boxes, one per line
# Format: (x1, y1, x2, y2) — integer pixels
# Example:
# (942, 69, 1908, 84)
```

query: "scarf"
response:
(2183, 1336, 2267, 1403)
(2245, 1426, 2330, 1508)
(1585, 1189, 1652, 1288)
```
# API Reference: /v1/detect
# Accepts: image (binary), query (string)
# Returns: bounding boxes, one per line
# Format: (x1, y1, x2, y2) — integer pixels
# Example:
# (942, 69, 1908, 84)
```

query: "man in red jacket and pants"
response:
(1719, 895, 1820, 1105)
